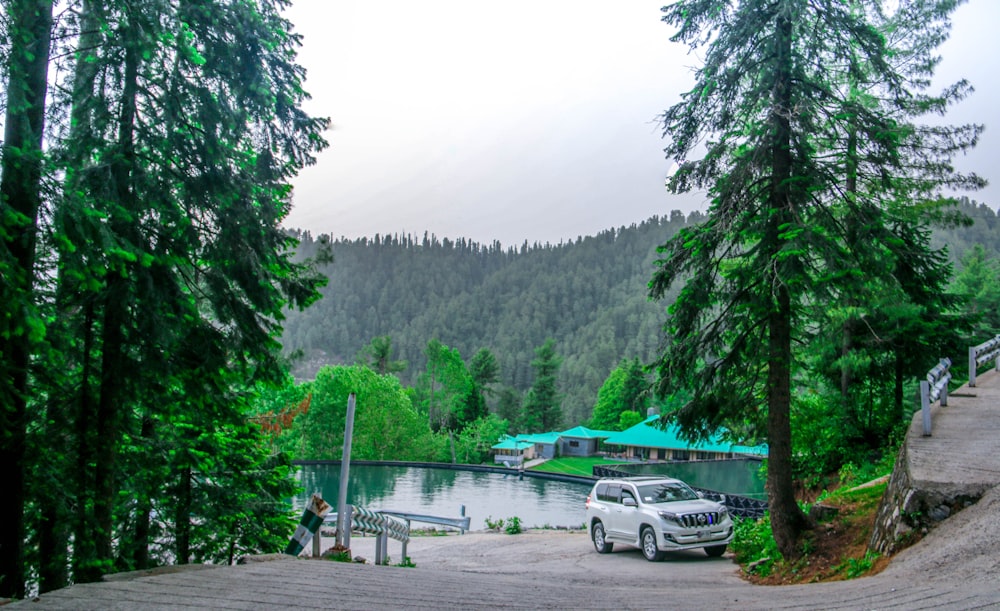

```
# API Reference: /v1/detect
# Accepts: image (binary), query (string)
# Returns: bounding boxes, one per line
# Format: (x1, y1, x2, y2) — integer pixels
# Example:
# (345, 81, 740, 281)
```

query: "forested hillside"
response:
(281, 198, 997, 426)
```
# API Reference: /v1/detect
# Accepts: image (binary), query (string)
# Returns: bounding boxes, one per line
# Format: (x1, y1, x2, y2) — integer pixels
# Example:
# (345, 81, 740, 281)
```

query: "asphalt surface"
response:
(12, 494, 1000, 611)
(12, 373, 1000, 609)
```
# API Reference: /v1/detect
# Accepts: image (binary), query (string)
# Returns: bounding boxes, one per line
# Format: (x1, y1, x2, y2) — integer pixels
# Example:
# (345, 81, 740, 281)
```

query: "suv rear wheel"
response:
(592, 521, 613, 553)
(641, 526, 665, 562)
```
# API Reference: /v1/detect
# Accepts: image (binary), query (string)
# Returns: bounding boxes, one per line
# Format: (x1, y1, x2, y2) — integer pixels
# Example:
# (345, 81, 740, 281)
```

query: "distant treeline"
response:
(282, 198, 996, 425)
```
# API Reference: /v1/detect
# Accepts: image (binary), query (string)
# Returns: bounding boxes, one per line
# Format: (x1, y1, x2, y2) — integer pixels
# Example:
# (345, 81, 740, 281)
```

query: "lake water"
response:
(295, 464, 591, 530)
(293, 460, 766, 530)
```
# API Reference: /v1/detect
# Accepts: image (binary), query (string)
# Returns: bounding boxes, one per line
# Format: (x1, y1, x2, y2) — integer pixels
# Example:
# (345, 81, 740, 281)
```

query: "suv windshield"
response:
(636, 482, 700, 504)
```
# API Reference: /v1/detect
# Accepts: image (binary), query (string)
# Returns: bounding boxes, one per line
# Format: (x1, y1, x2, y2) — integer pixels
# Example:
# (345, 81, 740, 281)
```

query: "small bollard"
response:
(285, 493, 331, 556)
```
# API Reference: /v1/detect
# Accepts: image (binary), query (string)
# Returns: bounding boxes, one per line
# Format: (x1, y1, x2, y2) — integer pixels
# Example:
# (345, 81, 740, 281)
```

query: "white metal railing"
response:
(317, 504, 409, 565)
(318, 505, 470, 565)
(969, 335, 1000, 388)
(920, 358, 952, 437)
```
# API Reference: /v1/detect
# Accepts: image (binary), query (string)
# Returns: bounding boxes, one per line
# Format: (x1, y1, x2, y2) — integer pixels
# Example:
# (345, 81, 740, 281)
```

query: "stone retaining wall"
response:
(869, 439, 983, 555)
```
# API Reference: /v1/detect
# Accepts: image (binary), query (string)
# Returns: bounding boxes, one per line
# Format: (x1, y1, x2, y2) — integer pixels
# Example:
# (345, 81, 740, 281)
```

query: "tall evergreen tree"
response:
(521, 339, 562, 432)
(0, 0, 53, 597)
(649, 0, 978, 558)
(0, 0, 330, 592)
(356, 335, 407, 375)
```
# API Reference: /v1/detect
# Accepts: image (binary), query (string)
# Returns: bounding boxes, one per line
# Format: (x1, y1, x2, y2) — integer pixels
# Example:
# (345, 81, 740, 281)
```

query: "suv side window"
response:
(601, 484, 621, 503)
(594, 483, 608, 501)
(621, 488, 637, 505)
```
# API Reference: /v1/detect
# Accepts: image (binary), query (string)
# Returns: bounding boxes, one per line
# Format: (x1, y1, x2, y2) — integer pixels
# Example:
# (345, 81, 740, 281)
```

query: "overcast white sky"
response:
(281, 0, 1000, 248)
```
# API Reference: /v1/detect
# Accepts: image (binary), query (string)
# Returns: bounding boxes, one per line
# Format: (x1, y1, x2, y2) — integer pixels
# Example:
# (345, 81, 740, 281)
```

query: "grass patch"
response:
(735, 479, 892, 585)
(528, 456, 626, 477)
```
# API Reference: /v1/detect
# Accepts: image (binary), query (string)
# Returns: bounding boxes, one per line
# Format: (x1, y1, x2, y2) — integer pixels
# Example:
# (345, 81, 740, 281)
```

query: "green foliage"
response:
(417, 339, 474, 432)
(395, 556, 417, 568)
(453, 414, 509, 464)
(325, 549, 352, 563)
(503, 516, 523, 535)
(617, 410, 645, 431)
(835, 551, 880, 580)
(282, 215, 688, 425)
(355, 335, 407, 375)
(649, 0, 979, 557)
(484, 516, 505, 531)
(287, 365, 442, 461)
(589, 358, 650, 431)
(951, 244, 1000, 338)
(520, 339, 562, 433)
(731, 515, 780, 577)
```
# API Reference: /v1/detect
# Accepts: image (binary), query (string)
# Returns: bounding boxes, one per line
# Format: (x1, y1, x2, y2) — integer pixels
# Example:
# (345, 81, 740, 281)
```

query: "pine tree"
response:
(649, 0, 979, 558)
(0, 0, 54, 597)
(521, 339, 563, 432)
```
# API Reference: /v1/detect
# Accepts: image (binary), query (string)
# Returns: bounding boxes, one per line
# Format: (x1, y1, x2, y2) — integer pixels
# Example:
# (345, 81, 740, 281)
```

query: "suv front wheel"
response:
(641, 526, 665, 562)
(705, 544, 727, 558)
(592, 521, 613, 553)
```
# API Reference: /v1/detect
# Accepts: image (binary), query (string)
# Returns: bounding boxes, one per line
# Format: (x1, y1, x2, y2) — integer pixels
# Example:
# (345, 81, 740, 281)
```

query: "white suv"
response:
(585, 476, 733, 561)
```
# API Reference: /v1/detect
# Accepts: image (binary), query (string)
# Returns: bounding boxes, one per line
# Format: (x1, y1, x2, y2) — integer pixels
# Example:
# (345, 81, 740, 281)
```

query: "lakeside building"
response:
(603, 415, 768, 461)
(491, 416, 766, 465)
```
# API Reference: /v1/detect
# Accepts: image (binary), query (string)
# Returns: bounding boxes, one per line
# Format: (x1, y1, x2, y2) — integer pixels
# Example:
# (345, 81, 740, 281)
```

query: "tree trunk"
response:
(73, 302, 101, 582)
(766, 5, 811, 560)
(129, 414, 155, 570)
(175, 465, 193, 565)
(84, 7, 141, 581)
(0, 0, 53, 598)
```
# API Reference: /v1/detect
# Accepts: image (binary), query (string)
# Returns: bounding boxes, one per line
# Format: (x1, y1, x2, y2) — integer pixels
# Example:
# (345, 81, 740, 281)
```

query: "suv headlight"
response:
(719, 506, 729, 519)
(658, 510, 679, 524)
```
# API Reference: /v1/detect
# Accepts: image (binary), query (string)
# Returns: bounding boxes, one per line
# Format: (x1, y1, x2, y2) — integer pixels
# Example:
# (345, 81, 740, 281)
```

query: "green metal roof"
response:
(491, 438, 534, 451)
(558, 425, 616, 439)
(603, 415, 768, 456)
(518, 432, 561, 445)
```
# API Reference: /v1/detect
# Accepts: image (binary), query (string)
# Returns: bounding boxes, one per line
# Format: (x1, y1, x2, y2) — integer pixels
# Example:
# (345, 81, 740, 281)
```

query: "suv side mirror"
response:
(622, 496, 637, 507)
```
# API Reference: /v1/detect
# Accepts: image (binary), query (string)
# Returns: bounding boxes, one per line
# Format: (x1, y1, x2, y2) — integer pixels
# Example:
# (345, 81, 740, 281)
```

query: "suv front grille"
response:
(678, 512, 720, 528)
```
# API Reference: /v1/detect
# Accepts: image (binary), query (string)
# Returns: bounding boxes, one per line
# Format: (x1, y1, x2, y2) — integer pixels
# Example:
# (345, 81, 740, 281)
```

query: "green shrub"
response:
(730, 514, 781, 577)
(484, 515, 504, 531)
(835, 551, 879, 579)
(504, 516, 522, 535)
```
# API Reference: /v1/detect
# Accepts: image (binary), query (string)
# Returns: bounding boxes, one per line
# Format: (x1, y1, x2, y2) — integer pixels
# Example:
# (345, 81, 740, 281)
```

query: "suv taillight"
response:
(585, 494, 591, 508)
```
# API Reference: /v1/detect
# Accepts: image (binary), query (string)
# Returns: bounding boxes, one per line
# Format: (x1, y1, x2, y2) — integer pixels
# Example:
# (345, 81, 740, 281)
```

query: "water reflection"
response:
(294, 464, 591, 529)
(293, 460, 766, 531)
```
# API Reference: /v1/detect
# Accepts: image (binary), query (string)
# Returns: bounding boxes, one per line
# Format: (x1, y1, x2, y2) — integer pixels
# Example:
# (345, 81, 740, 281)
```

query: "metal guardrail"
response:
(969, 335, 1000, 388)
(377, 509, 471, 533)
(319, 504, 409, 565)
(591, 464, 768, 519)
(920, 357, 952, 437)
(320, 505, 469, 565)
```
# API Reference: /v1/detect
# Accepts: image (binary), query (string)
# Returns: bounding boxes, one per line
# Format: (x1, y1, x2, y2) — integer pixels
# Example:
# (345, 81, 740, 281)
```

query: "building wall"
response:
(560, 438, 597, 457)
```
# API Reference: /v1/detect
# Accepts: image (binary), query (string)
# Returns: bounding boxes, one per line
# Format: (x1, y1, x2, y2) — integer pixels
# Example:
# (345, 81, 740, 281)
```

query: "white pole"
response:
(336, 393, 356, 548)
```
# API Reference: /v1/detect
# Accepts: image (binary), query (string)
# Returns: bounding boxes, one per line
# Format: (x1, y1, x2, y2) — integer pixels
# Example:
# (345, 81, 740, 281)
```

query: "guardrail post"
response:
(920, 379, 932, 437)
(970, 345, 978, 388)
(401, 518, 410, 560)
(375, 531, 386, 565)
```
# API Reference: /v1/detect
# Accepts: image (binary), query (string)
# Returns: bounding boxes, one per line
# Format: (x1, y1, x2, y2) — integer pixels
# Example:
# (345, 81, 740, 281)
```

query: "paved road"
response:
(13, 372, 1000, 609)
(13, 492, 1000, 611)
